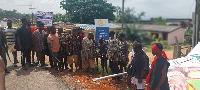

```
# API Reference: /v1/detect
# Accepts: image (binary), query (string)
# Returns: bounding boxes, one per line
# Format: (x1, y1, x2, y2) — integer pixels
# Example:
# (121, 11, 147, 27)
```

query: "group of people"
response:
(0, 18, 171, 90)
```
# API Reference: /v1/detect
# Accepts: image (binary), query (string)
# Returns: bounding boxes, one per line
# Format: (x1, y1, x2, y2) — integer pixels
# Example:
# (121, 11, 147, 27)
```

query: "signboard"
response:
(37, 11, 53, 26)
(166, 43, 200, 90)
(94, 19, 109, 45)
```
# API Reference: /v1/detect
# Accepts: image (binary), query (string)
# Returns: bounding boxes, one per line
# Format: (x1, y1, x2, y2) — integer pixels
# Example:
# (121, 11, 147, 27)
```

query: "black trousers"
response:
(109, 60, 121, 81)
(21, 49, 31, 66)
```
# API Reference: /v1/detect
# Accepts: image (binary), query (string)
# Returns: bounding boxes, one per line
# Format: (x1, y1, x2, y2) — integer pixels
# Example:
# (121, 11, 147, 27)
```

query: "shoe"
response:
(42, 66, 48, 70)
(32, 62, 37, 66)
(13, 63, 18, 67)
(5, 69, 10, 73)
(22, 66, 27, 70)
(28, 64, 33, 67)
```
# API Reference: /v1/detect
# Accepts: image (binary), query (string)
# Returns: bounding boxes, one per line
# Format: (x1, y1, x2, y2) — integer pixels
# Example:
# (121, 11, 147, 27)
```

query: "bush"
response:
(160, 40, 168, 45)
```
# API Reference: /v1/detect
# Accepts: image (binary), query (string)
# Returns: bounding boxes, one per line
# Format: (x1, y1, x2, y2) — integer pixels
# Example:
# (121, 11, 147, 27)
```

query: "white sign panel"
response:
(94, 19, 109, 27)
(37, 11, 53, 26)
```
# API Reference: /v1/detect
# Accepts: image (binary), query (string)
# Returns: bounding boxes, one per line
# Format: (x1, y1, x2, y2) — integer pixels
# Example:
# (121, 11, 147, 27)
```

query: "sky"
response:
(0, 0, 196, 20)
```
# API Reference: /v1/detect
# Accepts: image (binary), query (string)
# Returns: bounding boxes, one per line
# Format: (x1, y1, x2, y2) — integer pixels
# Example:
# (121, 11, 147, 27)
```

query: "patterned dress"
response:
(106, 38, 121, 61)
(33, 30, 45, 52)
(81, 37, 93, 61)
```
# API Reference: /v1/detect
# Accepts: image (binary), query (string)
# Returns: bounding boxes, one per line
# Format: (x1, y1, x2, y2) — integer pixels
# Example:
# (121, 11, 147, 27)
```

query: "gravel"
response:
(5, 52, 71, 90)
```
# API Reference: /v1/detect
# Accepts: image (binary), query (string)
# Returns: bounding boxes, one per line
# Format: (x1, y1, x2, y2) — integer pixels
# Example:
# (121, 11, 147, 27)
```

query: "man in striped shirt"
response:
(48, 26, 60, 71)
(4, 20, 18, 67)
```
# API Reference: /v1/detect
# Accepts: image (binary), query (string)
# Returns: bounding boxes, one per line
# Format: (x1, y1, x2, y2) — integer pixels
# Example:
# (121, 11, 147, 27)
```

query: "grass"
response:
(129, 43, 174, 52)
(94, 60, 113, 75)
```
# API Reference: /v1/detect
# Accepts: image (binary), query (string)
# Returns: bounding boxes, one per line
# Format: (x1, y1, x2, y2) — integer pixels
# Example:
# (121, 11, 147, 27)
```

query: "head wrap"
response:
(152, 44, 161, 52)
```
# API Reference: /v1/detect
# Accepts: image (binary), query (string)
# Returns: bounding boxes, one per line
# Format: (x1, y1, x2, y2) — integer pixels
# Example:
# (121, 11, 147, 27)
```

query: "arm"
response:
(139, 55, 149, 83)
(125, 44, 130, 57)
(156, 64, 167, 89)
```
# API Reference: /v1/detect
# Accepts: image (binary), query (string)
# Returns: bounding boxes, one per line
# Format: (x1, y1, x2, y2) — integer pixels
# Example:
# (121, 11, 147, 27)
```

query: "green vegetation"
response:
(153, 16, 167, 25)
(183, 28, 193, 45)
(124, 23, 154, 44)
(53, 13, 68, 23)
(115, 7, 145, 23)
(60, 0, 115, 24)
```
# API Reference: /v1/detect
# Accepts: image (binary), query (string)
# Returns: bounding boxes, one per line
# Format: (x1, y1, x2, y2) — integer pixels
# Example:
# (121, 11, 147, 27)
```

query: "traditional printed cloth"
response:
(66, 34, 73, 56)
(81, 37, 93, 61)
(47, 33, 60, 53)
(106, 38, 121, 61)
(33, 29, 45, 52)
(120, 41, 130, 62)
(71, 35, 80, 55)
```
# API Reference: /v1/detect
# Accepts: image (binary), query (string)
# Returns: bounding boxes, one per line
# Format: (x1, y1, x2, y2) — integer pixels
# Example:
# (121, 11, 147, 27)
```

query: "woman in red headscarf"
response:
(146, 43, 170, 90)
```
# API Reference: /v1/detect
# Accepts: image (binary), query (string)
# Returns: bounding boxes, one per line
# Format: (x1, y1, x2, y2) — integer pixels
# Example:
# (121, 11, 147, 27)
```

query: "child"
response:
(47, 26, 60, 71)
(98, 38, 108, 74)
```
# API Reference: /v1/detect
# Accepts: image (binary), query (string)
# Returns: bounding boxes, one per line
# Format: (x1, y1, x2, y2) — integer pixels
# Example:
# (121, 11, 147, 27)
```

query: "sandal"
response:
(42, 66, 48, 70)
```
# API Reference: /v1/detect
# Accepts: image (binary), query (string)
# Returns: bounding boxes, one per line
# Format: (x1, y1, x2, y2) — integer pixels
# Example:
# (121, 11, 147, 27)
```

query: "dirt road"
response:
(5, 52, 70, 90)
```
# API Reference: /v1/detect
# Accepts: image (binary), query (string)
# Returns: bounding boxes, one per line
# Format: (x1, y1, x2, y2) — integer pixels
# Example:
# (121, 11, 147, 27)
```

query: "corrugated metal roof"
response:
(74, 23, 121, 30)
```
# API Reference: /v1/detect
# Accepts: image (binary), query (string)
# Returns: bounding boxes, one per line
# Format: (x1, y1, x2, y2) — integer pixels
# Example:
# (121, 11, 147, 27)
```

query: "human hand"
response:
(155, 87, 160, 90)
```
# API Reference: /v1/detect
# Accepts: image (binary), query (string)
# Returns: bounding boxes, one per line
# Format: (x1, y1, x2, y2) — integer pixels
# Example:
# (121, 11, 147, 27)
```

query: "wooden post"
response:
(174, 36, 181, 58)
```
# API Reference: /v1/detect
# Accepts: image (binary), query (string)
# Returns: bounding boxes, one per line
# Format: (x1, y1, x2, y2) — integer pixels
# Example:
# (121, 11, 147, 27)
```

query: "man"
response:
(128, 43, 149, 90)
(106, 31, 121, 83)
(67, 28, 80, 72)
(4, 20, 18, 67)
(27, 21, 37, 66)
(146, 43, 170, 90)
(81, 32, 95, 73)
(44, 27, 53, 68)
(118, 33, 130, 73)
(0, 27, 9, 73)
(0, 57, 5, 90)
(131, 40, 140, 60)
(16, 18, 34, 70)
(77, 28, 84, 69)
(33, 22, 47, 69)
(47, 26, 60, 71)
(98, 38, 108, 74)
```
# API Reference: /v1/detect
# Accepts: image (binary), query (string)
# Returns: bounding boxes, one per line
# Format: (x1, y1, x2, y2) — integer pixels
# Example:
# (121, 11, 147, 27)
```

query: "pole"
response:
(192, 12, 196, 48)
(93, 72, 127, 81)
(121, 0, 125, 32)
(196, 14, 198, 45)
(29, 5, 36, 25)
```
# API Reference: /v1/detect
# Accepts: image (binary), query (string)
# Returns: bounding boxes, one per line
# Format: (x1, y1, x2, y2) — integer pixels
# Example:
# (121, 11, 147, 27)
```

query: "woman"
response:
(146, 43, 170, 90)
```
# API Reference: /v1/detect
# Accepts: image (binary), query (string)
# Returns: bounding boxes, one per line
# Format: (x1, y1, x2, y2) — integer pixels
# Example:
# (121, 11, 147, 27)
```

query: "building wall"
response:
(167, 28, 185, 45)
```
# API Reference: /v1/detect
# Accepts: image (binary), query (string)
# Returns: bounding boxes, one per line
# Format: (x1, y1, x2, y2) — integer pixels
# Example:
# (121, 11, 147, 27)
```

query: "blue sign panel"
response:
(95, 27, 109, 45)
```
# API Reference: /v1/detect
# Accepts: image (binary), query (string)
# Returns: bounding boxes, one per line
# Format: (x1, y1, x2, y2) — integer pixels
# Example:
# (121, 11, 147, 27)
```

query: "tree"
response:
(60, 0, 116, 24)
(124, 23, 154, 44)
(153, 16, 167, 25)
(53, 13, 68, 23)
(115, 6, 145, 23)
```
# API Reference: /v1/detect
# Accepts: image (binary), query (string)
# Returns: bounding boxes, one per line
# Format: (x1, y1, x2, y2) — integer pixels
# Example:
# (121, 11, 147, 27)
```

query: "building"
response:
(116, 23, 185, 45)
(136, 24, 185, 45)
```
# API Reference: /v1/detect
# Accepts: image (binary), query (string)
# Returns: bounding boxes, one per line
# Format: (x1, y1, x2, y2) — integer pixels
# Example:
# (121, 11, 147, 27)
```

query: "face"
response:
(99, 38, 103, 44)
(7, 21, 12, 27)
(152, 50, 157, 56)
(133, 45, 138, 53)
(27, 22, 31, 26)
(23, 20, 28, 25)
(39, 25, 44, 30)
